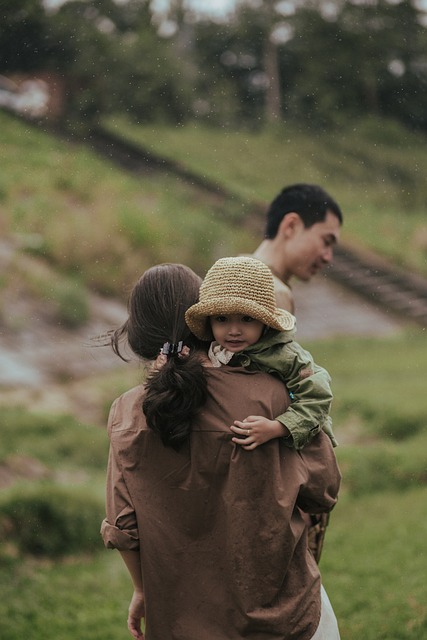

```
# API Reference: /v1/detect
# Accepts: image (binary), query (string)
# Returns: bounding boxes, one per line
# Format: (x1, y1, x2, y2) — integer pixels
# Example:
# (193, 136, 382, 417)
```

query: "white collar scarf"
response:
(208, 341, 235, 368)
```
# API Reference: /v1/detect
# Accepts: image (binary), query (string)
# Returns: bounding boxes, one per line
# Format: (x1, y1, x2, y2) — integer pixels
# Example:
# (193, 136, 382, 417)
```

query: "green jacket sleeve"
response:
(244, 339, 337, 450)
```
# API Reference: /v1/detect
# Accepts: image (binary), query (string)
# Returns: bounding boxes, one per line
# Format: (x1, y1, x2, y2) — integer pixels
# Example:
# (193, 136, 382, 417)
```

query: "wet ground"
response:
(0, 292, 129, 389)
(0, 275, 405, 393)
(292, 274, 404, 341)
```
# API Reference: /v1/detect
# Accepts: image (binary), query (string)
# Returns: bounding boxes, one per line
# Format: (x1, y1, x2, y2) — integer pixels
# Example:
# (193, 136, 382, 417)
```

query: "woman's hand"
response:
(231, 416, 289, 450)
(127, 589, 145, 640)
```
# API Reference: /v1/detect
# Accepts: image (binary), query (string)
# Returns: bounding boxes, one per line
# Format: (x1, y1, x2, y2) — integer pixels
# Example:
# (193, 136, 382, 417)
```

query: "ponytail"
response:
(105, 263, 209, 448)
(143, 350, 208, 449)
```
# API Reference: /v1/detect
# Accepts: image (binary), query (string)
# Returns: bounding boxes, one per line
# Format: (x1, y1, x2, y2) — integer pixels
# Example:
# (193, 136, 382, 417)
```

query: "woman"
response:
(101, 263, 341, 640)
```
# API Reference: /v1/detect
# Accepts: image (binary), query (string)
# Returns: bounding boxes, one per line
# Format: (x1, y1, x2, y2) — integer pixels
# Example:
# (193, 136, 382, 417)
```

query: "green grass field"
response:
(2, 110, 427, 302)
(1, 488, 426, 640)
(324, 486, 427, 640)
(103, 115, 427, 277)
(1, 110, 427, 638)
(1, 331, 426, 639)
(0, 112, 254, 306)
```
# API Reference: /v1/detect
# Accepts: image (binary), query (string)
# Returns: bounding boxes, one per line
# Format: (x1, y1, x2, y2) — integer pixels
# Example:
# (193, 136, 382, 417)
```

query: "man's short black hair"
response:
(265, 183, 343, 239)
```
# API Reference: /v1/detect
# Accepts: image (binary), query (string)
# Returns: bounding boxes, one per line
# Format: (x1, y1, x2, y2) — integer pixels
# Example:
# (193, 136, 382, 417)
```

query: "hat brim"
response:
(185, 296, 295, 341)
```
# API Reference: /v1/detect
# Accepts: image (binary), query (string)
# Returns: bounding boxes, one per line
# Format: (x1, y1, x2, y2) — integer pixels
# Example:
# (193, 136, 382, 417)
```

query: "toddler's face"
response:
(210, 314, 264, 352)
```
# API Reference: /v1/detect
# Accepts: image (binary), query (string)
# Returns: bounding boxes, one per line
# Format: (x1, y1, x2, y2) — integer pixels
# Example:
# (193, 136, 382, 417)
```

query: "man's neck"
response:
(252, 241, 291, 284)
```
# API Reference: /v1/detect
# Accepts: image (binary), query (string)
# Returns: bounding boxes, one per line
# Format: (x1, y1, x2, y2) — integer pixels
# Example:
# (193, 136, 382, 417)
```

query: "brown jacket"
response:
(101, 366, 341, 640)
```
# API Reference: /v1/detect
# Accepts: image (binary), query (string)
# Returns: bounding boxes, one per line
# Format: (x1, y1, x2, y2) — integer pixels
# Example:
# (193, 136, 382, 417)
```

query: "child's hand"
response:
(231, 416, 289, 450)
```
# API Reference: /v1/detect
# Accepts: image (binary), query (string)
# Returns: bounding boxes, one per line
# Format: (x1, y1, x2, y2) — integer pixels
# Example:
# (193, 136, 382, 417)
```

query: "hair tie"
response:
(160, 341, 183, 356)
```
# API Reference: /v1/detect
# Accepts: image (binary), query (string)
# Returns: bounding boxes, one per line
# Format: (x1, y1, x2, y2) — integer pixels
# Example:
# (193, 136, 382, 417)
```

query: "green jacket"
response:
(230, 329, 337, 450)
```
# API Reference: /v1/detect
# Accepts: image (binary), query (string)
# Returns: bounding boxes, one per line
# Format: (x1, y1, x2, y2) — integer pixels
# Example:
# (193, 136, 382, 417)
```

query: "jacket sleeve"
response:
(270, 341, 337, 450)
(296, 431, 341, 514)
(100, 399, 140, 551)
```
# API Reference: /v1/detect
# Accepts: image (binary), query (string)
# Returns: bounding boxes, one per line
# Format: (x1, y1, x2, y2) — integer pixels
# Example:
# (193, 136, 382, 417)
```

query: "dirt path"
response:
(0, 274, 403, 389)
(292, 275, 404, 340)
(0, 237, 405, 421)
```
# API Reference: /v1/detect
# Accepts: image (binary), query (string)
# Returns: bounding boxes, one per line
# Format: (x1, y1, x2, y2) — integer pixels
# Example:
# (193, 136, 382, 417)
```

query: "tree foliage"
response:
(282, 0, 427, 130)
(0, 0, 426, 131)
(0, 0, 190, 124)
(189, 0, 427, 131)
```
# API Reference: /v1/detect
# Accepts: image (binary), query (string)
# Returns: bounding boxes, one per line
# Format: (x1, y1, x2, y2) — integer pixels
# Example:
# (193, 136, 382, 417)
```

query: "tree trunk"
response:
(264, 34, 281, 123)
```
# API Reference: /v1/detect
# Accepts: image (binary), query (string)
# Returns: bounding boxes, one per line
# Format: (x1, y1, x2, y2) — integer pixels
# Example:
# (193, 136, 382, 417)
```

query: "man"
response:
(252, 183, 343, 563)
(252, 183, 343, 313)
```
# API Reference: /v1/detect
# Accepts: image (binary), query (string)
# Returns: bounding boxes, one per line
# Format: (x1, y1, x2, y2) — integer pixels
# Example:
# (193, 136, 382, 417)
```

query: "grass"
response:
(0, 408, 108, 472)
(1, 486, 425, 640)
(1, 109, 427, 638)
(306, 329, 427, 496)
(307, 330, 427, 425)
(323, 487, 427, 640)
(1, 486, 426, 640)
(103, 114, 427, 277)
(0, 553, 132, 640)
(3, 109, 427, 305)
(0, 111, 254, 302)
(1, 331, 427, 638)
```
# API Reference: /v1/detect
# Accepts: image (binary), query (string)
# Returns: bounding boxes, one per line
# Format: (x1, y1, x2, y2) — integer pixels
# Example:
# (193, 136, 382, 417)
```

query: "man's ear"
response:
(277, 212, 303, 239)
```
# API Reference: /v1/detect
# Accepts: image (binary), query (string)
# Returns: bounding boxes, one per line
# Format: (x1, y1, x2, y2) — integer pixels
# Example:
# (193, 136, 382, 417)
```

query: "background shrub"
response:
(0, 408, 108, 470)
(51, 277, 90, 328)
(337, 434, 427, 497)
(0, 485, 104, 557)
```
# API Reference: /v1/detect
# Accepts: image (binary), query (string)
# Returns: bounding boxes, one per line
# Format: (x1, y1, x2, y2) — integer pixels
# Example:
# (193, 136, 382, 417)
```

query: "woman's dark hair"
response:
(111, 263, 208, 449)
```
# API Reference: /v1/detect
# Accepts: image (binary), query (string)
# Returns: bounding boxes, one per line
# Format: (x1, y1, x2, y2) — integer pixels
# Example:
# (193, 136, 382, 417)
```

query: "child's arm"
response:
(276, 340, 337, 449)
(232, 338, 337, 450)
(231, 415, 291, 450)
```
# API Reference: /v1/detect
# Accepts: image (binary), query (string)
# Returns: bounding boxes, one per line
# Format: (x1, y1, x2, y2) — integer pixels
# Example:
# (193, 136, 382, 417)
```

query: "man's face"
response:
(285, 211, 341, 281)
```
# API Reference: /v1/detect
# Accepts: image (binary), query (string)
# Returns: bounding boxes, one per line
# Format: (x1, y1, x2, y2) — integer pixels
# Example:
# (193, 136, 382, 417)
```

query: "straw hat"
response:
(185, 257, 295, 340)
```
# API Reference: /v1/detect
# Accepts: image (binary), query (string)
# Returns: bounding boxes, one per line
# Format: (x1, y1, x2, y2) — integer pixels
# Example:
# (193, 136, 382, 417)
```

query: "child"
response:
(185, 256, 337, 451)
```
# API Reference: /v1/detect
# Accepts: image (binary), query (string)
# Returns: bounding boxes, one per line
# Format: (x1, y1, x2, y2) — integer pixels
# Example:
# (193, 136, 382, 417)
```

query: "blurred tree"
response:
(198, 0, 427, 131)
(45, 0, 120, 122)
(48, 0, 191, 124)
(284, 0, 427, 130)
(373, 0, 427, 130)
(191, 16, 263, 126)
(194, 0, 286, 125)
(0, 0, 192, 125)
(0, 0, 53, 71)
(1, 0, 426, 131)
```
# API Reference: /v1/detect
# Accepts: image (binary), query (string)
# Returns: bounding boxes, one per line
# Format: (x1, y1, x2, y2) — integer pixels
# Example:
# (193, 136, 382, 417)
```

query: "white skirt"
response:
(310, 585, 341, 640)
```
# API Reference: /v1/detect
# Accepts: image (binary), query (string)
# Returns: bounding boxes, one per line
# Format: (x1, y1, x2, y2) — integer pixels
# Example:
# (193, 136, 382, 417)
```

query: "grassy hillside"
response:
(0, 111, 254, 306)
(2, 109, 427, 315)
(1, 110, 427, 639)
(1, 332, 427, 639)
(103, 115, 427, 277)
